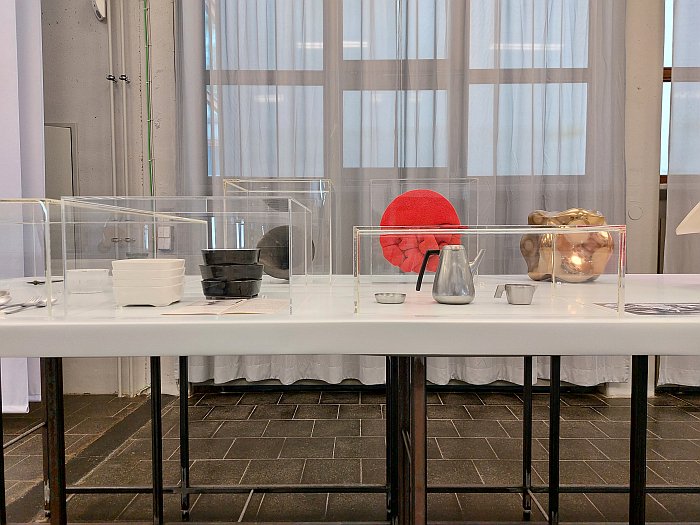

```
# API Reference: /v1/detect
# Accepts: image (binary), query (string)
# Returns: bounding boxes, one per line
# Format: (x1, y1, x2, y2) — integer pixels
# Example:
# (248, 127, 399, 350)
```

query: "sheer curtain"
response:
(661, 0, 700, 386)
(180, 0, 627, 386)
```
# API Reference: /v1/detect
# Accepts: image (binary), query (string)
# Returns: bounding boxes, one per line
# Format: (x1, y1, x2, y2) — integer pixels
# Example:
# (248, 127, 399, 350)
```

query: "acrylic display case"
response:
(224, 178, 333, 279)
(63, 196, 313, 313)
(353, 225, 626, 315)
(0, 199, 63, 318)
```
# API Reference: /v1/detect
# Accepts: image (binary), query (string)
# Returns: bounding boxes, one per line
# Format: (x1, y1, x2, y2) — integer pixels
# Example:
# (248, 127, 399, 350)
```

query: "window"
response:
(205, 0, 593, 179)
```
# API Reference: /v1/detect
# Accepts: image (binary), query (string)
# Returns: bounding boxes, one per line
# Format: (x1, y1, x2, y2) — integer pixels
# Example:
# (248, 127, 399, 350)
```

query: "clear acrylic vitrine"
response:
(353, 225, 626, 316)
(224, 178, 333, 280)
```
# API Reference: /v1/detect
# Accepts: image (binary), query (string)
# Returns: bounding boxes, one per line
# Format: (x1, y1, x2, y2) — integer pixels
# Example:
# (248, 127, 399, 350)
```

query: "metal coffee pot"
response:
(415, 246, 486, 304)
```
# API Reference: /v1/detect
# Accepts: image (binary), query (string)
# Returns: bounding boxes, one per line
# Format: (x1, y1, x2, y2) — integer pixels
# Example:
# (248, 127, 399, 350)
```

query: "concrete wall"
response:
(41, 0, 178, 395)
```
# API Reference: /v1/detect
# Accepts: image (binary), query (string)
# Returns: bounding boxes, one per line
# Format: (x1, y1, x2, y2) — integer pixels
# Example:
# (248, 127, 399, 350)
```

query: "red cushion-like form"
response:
(379, 189, 462, 273)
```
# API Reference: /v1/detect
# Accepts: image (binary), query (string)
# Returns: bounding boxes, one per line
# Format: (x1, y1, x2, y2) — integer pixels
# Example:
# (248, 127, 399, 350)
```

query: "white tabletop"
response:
(1, 274, 699, 358)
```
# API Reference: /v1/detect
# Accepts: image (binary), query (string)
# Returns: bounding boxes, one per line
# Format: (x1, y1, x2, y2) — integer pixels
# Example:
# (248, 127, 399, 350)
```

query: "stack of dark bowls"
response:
(200, 249, 263, 299)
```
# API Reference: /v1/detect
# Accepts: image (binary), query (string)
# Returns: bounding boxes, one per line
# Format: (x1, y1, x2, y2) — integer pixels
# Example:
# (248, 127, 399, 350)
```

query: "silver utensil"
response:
(375, 292, 406, 304)
(2, 296, 56, 315)
(494, 284, 536, 305)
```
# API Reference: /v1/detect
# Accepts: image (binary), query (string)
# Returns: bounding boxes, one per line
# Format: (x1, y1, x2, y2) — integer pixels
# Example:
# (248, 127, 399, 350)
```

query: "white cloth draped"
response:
(0, 0, 44, 412)
(181, 0, 627, 387)
(660, 0, 700, 386)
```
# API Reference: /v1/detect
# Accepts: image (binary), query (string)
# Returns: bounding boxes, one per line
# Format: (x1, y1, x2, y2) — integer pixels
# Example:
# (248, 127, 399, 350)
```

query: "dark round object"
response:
(201, 249, 260, 265)
(256, 226, 315, 280)
(199, 263, 263, 281)
(201, 279, 261, 299)
(257, 226, 291, 280)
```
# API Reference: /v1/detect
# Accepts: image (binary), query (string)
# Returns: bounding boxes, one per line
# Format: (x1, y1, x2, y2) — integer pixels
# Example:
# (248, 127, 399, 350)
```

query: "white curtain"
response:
(660, 0, 700, 386)
(0, 0, 44, 412)
(182, 0, 627, 386)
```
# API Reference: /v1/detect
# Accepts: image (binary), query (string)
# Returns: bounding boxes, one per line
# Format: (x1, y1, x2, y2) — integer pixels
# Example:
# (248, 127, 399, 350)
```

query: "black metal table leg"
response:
(150, 357, 164, 525)
(43, 358, 67, 525)
(397, 357, 411, 525)
(522, 356, 533, 520)
(179, 356, 190, 520)
(630, 355, 648, 525)
(548, 356, 560, 525)
(0, 362, 7, 525)
(409, 356, 427, 525)
(386, 356, 399, 521)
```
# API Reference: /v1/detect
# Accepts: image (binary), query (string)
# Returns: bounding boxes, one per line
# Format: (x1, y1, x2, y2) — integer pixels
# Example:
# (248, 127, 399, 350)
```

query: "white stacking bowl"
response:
(111, 259, 186, 306)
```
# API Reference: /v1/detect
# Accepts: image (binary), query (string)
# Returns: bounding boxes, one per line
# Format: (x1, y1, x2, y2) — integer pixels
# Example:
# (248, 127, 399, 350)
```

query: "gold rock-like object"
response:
(519, 208, 614, 283)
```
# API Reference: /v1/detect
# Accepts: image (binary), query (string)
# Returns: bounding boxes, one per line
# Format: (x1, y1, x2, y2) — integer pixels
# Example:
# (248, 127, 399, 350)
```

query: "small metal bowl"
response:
(375, 292, 406, 304)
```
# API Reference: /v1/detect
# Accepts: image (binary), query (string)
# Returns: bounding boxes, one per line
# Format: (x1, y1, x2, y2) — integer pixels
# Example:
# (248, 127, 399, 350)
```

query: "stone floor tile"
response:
(238, 392, 281, 405)
(188, 438, 234, 459)
(263, 419, 314, 437)
(361, 458, 386, 485)
(652, 493, 700, 522)
(196, 393, 242, 406)
(508, 404, 551, 421)
(294, 404, 338, 419)
(532, 460, 606, 485)
(360, 391, 386, 404)
(313, 419, 360, 437)
(439, 392, 483, 405)
(648, 438, 700, 460)
(428, 459, 481, 485)
(189, 459, 248, 485)
(256, 493, 327, 521)
(560, 406, 609, 421)
(591, 420, 632, 438)
(561, 393, 609, 406)
(189, 493, 253, 522)
(165, 420, 221, 439)
(435, 437, 498, 460)
(301, 458, 361, 484)
(326, 492, 386, 521)
(535, 493, 606, 522)
(649, 406, 700, 422)
(279, 391, 320, 404)
(118, 493, 183, 522)
(457, 492, 546, 521)
(467, 405, 519, 420)
(4, 435, 42, 456)
(427, 493, 462, 521)
(560, 420, 609, 438)
(452, 419, 509, 438)
(280, 437, 335, 458)
(647, 420, 700, 439)
(225, 437, 284, 459)
(473, 459, 524, 485)
(478, 392, 522, 405)
(498, 419, 550, 439)
(249, 404, 295, 420)
(428, 437, 441, 459)
(582, 461, 667, 485)
(65, 416, 120, 435)
(67, 494, 134, 522)
(427, 419, 458, 437)
(320, 391, 360, 404)
(647, 460, 700, 485)
(537, 438, 608, 461)
(360, 419, 385, 436)
(487, 438, 549, 460)
(205, 405, 253, 421)
(241, 459, 305, 484)
(335, 437, 385, 458)
(339, 404, 382, 419)
(4, 456, 44, 482)
(213, 420, 268, 438)
(648, 393, 693, 407)
(427, 404, 470, 420)
(119, 438, 179, 460)
(593, 406, 632, 421)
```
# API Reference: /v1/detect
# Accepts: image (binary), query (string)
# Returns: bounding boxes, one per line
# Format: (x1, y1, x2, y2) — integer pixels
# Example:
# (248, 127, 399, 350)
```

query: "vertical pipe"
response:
(43, 358, 67, 525)
(143, 0, 155, 196)
(178, 356, 190, 519)
(150, 357, 163, 525)
(119, 0, 130, 196)
(522, 356, 533, 518)
(629, 355, 648, 525)
(409, 356, 427, 525)
(548, 356, 561, 525)
(106, 0, 118, 196)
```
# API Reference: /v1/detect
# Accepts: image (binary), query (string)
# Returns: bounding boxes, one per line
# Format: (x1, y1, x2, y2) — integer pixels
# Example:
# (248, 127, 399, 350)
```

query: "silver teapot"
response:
(416, 246, 485, 304)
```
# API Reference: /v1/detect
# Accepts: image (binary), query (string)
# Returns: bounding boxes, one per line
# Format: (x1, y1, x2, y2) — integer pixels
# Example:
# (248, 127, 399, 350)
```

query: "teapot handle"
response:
(416, 250, 441, 291)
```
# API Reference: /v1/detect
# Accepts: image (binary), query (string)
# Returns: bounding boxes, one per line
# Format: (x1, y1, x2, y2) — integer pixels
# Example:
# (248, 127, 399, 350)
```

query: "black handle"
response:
(416, 250, 440, 291)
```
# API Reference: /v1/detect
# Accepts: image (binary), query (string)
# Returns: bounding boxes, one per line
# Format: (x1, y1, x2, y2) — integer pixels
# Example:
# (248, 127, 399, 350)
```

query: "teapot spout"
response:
(469, 249, 486, 273)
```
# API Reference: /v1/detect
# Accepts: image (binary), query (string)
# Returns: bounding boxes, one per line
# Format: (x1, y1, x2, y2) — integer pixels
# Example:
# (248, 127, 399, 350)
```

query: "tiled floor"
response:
(5, 389, 700, 522)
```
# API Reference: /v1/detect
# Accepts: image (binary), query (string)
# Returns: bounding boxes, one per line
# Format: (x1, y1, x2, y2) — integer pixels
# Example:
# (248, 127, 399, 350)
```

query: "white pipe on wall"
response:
(106, 0, 118, 196)
(119, 0, 129, 196)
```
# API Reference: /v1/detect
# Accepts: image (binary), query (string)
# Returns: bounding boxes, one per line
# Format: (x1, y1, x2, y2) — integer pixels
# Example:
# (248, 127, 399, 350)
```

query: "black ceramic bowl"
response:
(201, 249, 260, 266)
(201, 279, 261, 299)
(199, 263, 263, 281)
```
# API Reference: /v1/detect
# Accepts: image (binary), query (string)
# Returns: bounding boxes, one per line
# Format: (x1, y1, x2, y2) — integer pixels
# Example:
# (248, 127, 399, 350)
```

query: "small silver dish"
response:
(375, 292, 406, 304)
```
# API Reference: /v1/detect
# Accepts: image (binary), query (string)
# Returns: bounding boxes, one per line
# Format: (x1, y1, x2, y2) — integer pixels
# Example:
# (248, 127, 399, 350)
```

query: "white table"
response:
(2, 274, 700, 525)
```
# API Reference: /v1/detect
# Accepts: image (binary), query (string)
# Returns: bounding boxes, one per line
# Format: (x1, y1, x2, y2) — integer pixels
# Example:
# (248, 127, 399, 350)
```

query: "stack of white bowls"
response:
(111, 259, 185, 307)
